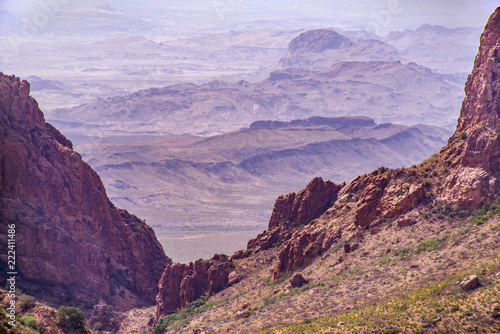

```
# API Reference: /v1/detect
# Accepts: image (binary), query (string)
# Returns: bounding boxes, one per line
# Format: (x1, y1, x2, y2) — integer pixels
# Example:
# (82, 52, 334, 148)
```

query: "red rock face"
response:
(271, 226, 341, 280)
(155, 255, 231, 320)
(247, 177, 343, 252)
(0, 74, 169, 310)
(438, 8, 500, 209)
(269, 177, 344, 229)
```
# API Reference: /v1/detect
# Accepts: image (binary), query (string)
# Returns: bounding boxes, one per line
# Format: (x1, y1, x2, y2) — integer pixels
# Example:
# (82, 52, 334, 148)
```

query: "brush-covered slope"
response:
(148, 7, 500, 334)
(0, 74, 170, 311)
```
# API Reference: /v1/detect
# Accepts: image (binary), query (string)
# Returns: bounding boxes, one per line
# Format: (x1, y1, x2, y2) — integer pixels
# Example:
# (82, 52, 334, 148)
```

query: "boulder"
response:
(460, 275, 480, 291)
(289, 273, 307, 288)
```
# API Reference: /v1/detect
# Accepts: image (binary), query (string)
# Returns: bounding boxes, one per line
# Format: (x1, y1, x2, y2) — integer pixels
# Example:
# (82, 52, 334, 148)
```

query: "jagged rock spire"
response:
(438, 7, 500, 208)
(447, 7, 500, 170)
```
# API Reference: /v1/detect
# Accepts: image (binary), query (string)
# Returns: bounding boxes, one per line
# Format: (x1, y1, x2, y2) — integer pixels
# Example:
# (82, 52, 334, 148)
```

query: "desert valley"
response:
(0, 1, 500, 334)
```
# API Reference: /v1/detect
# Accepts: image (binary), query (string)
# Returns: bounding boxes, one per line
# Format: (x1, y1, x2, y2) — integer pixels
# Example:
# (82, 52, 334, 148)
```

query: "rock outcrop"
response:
(155, 254, 232, 320)
(437, 8, 500, 209)
(247, 177, 343, 253)
(278, 29, 400, 71)
(268, 177, 344, 229)
(0, 74, 169, 310)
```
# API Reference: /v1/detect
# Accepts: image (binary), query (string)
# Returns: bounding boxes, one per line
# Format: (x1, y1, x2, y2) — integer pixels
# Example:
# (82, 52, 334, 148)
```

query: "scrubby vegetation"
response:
(56, 306, 87, 334)
(255, 259, 500, 333)
(151, 296, 223, 334)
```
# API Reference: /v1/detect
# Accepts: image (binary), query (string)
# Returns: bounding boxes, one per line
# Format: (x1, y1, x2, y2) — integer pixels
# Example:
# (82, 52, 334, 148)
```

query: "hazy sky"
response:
(1, 0, 498, 36)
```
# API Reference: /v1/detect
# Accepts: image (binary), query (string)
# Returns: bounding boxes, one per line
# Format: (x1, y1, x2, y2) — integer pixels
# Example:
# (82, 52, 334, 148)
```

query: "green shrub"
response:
(473, 215, 488, 226)
(93, 322, 103, 331)
(394, 247, 412, 260)
(416, 237, 446, 253)
(56, 306, 86, 334)
(459, 132, 467, 140)
(151, 296, 210, 333)
(19, 315, 37, 329)
(378, 166, 387, 174)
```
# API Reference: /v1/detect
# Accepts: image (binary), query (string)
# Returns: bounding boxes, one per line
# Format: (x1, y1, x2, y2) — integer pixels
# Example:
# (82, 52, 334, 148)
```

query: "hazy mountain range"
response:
(78, 116, 450, 230)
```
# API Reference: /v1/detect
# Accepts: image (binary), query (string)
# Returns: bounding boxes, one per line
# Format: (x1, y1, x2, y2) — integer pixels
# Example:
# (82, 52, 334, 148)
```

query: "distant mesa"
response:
(278, 29, 400, 71)
(287, 29, 353, 53)
(26, 76, 65, 91)
(53, 59, 463, 136)
(249, 116, 376, 130)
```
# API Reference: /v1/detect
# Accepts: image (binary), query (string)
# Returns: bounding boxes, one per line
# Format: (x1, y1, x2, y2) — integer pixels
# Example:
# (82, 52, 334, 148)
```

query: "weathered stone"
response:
(289, 273, 306, 288)
(436, 8, 500, 209)
(460, 274, 480, 291)
(155, 255, 231, 321)
(396, 215, 416, 228)
(227, 271, 242, 286)
(268, 177, 344, 229)
(229, 250, 250, 261)
(271, 227, 341, 280)
(192, 329, 207, 334)
(235, 310, 250, 319)
(89, 304, 122, 333)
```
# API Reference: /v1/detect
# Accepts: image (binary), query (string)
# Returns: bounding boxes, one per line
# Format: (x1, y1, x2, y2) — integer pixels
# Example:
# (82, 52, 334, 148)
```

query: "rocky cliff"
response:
(156, 254, 234, 318)
(153, 8, 500, 325)
(0, 74, 170, 310)
(436, 8, 500, 209)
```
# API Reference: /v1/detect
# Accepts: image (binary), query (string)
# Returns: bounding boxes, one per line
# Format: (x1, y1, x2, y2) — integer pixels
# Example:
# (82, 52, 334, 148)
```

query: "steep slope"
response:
(149, 7, 500, 334)
(0, 74, 170, 311)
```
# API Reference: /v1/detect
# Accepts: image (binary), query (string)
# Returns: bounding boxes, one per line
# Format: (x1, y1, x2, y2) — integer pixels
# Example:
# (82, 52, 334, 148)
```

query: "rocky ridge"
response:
(82, 116, 449, 233)
(0, 74, 170, 310)
(152, 7, 500, 328)
(53, 53, 463, 136)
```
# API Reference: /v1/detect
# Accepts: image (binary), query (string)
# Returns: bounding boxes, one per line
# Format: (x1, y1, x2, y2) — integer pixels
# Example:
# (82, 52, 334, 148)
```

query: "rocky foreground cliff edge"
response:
(0, 73, 170, 311)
